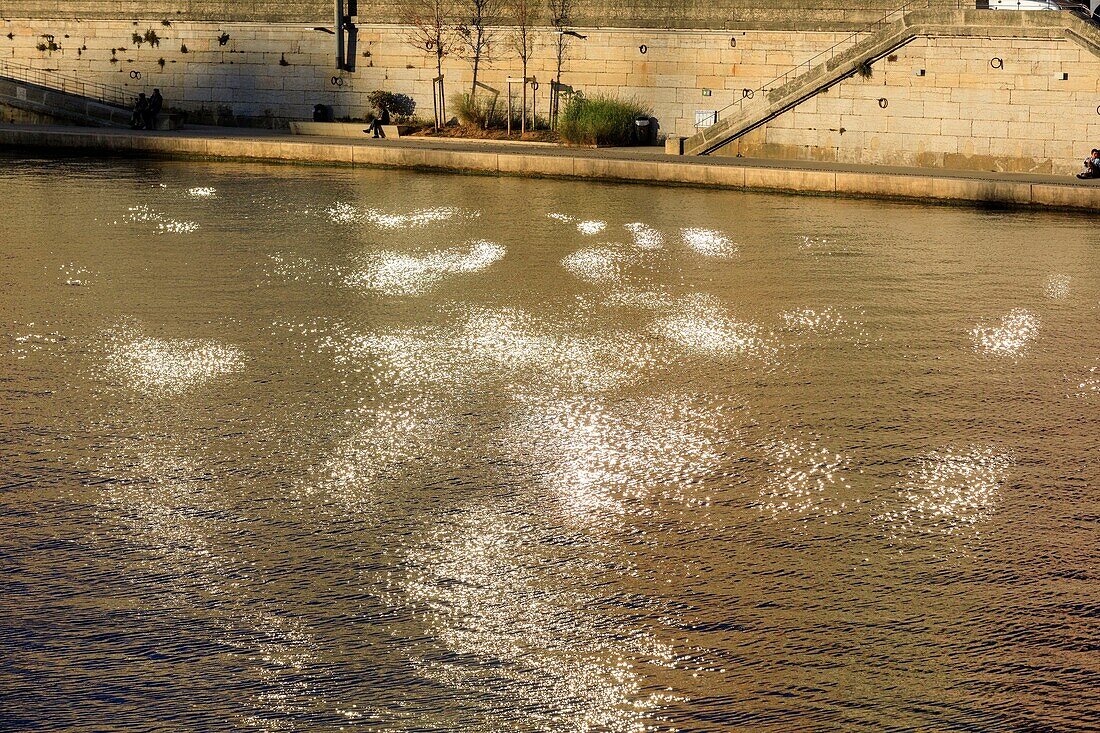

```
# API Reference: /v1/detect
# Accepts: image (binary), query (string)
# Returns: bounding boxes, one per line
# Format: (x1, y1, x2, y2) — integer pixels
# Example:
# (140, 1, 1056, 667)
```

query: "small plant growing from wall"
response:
(144, 30, 161, 47)
(158, 57, 166, 68)
(180, 43, 188, 53)
(856, 59, 873, 79)
(161, 20, 172, 27)
(279, 53, 289, 66)
(132, 32, 144, 46)
(7, 32, 15, 40)
(36, 34, 59, 53)
(218, 32, 230, 46)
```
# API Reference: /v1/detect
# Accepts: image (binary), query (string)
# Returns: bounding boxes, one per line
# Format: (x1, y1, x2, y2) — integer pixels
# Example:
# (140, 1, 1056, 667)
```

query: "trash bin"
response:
(313, 104, 334, 122)
(634, 116, 660, 145)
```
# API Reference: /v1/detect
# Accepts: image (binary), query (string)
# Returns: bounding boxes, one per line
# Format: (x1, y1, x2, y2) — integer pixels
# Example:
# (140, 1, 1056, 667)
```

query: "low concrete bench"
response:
(289, 121, 416, 139)
(153, 113, 183, 131)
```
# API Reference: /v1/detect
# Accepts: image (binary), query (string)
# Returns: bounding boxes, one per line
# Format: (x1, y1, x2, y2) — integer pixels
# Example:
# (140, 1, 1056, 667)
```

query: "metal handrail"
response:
(706, 0, 930, 127)
(0, 58, 136, 109)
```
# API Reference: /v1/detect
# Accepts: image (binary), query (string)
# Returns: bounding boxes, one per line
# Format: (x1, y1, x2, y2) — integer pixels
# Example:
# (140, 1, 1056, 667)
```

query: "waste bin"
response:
(634, 116, 660, 145)
(313, 104, 334, 122)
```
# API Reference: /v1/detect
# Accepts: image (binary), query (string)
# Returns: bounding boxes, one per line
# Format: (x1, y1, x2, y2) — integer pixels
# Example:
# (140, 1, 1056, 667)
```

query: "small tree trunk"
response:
(521, 58, 527, 135)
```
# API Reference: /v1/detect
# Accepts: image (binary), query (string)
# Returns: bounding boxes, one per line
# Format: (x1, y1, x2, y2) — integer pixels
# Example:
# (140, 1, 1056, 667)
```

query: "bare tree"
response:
(455, 0, 503, 95)
(547, 0, 582, 128)
(508, 0, 538, 133)
(404, 0, 456, 127)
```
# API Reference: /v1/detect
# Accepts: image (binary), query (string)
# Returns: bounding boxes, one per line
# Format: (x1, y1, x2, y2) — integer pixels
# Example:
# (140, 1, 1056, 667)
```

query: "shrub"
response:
(557, 93, 652, 146)
(452, 92, 503, 129)
(132, 32, 143, 46)
(143, 29, 160, 47)
(366, 91, 416, 120)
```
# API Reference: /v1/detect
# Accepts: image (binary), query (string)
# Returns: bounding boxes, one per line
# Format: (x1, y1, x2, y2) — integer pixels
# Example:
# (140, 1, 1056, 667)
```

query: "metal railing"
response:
(0, 58, 135, 109)
(704, 0, 930, 128)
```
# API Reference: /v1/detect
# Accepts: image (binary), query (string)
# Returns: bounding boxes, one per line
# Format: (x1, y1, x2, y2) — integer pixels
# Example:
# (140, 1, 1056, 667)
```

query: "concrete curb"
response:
(2, 125, 1098, 211)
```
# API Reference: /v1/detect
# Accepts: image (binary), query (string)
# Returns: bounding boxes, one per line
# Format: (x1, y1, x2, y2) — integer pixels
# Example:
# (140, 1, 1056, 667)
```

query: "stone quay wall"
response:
(2, 1, 952, 29)
(2, 3, 1097, 174)
(719, 32, 1100, 174)
(0, 16, 860, 136)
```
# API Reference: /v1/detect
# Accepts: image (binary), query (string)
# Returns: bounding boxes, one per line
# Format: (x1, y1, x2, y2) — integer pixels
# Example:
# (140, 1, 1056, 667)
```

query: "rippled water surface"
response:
(2, 154, 1098, 732)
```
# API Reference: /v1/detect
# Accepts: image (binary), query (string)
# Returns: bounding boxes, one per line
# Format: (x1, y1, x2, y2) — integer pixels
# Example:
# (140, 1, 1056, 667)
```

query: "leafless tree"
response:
(508, 0, 538, 133)
(404, 0, 456, 127)
(455, 0, 503, 95)
(546, 0, 574, 127)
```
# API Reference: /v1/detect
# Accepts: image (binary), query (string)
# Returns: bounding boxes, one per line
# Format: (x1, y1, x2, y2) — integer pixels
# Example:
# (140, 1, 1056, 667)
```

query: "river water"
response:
(1, 153, 1097, 732)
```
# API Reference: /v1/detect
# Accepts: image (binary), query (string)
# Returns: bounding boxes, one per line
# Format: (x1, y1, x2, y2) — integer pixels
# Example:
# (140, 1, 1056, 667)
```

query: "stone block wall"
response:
(0, 16, 855, 135)
(1, 1, 953, 29)
(717, 35, 1100, 173)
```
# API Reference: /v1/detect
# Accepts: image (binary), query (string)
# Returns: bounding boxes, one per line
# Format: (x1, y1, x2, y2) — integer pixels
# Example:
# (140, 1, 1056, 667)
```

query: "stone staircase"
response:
(0, 59, 135, 128)
(682, 8, 1100, 156)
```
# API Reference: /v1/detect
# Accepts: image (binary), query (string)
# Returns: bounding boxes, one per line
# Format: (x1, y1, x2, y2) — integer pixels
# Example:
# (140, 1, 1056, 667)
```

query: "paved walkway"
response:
(1, 123, 1097, 211)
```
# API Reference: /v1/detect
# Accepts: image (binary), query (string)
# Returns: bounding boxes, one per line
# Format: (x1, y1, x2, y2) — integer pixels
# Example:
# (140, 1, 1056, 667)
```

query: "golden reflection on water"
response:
(876, 445, 1014, 544)
(4, 157, 1100, 732)
(399, 504, 677, 733)
(105, 325, 245, 396)
(970, 308, 1040, 358)
(345, 240, 506, 296)
(513, 395, 731, 522)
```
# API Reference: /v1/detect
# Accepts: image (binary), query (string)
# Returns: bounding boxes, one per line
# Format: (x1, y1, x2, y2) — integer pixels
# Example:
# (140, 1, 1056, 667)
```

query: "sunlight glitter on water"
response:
(756, 435, 853, 520)
(123, 204, 199, 234)
(325, 202, 477, 229)
(652, 296, 770, 358)
(680, 227, 736, 257)
(345, 240, 506, 295)
(970, 308, 1040, 358)
(398, 505, 676, 732)
(514, 396, 729, 522)
(300, 404, 442, 512)
(876, 446, 1013, 541)
(780, 306, 850, 336)
(105, 327, 244, 395)
(576, 220, 607, 235)
(624, 222, 664, 250)
(318, 307, 664, 393)
(1043, 273, 1071, 299)
(562, 246, 628, 283)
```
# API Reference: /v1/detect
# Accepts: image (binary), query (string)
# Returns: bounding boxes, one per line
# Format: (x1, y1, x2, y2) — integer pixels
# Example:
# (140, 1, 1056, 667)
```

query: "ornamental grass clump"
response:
(557, 93, 652, 146)
(452, 92, 503, 129)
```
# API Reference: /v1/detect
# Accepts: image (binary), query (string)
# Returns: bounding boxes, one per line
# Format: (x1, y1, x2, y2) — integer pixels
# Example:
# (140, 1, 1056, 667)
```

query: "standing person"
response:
(145, 89, 163, 131)
(130, 93, 148, 130)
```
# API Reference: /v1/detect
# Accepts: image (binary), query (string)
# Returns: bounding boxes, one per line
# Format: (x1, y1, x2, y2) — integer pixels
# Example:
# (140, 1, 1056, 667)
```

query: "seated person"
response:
(369, 104, 390, 139)
(1077, 149, 1100, 179)
(130, 93, 148, 130)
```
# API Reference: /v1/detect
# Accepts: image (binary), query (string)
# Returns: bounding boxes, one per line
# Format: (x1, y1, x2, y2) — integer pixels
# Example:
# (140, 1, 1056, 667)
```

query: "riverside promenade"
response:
(2, 123, 1098, 211)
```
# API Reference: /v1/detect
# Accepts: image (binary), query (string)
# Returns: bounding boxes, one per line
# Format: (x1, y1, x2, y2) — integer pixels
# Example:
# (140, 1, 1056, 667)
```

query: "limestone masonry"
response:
(2, 2, 1098, 174)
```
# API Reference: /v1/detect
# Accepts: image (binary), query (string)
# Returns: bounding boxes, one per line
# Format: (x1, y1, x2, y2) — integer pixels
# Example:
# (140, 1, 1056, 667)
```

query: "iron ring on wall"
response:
(639, 44, 647, 54)
(878, 97, 888, 108)
(330, 76, 344, 87)
(990, 57, 1003, 69)
(730, 37, 737, 48)
(742, 88, 754, 99)
(129, 70, 141, 79)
